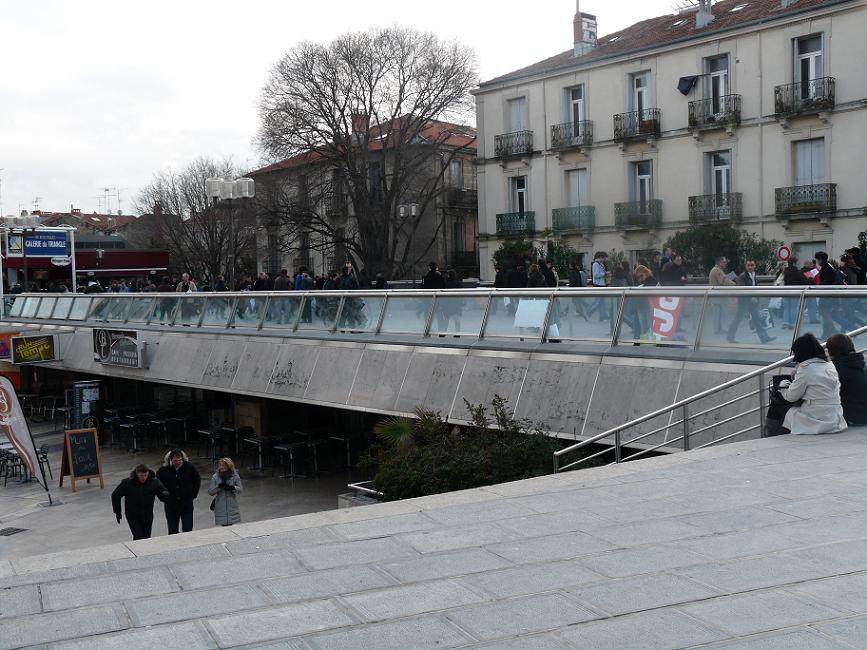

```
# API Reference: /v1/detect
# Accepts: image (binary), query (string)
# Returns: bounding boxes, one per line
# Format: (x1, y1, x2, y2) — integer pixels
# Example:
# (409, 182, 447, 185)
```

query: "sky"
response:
(1, 0, 679, 218)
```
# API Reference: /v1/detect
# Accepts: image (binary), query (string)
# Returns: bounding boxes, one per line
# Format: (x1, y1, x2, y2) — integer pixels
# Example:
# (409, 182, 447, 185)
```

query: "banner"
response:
(0, 331, 20, 360)
(6, 231, 69, 258)
(93, 328, 144, 368)
(11, 335, 58, 364)
(651, 296, 684, 339)
(0, 375, 44, 489)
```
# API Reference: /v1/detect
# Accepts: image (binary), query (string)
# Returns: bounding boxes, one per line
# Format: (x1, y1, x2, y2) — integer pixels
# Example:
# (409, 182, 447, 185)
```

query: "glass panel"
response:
(297, 296, 340, 330)
(232, 295, 266, 327)
(430, 295, 488, 336)
(337, 296, 384, 331)
(8, 296, 24, 318)
(796, 294, 867, 342)
(68, 297, 91, 320)
(618, 294, 703, 347)
(106, 298, 130, 322)
(152, 296, 180, 324)
(52, 296, 74, 319)
(175, 296, 204, 325)
(484, 296, 550, 339)
(36, 297, 56, 319)
(201, 296, 235, 327)
(88, 296, 111, 321)
(380, 296, 432, 334)
(21, 297, 40, 318)
(261, 296, 301, 328)
(699, 294, 798, 350)
(549, 295, 621, 341)
(126, 297, 155, 323)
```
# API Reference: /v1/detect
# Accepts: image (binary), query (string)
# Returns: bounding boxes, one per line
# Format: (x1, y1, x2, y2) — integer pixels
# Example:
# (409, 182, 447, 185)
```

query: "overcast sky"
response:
(2, 0, 678, 217)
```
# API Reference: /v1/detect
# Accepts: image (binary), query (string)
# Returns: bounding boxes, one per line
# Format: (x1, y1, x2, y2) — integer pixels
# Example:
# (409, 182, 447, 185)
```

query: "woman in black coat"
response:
(827, 333, 867, 425)
(111, 464, 169, 540)
(156, 449, 201, 535)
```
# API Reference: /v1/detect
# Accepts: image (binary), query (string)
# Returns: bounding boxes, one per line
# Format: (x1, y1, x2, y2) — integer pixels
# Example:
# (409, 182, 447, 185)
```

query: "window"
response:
(794, 139, 825, 186)
(368, 162, 385, 202)
(453, 221, 466, 252)
(705, 55, 729, 114)
(632, 161, 653, 207)
(796, 35, 823, 96)
(631, 72, 650, 114)
(705, 151, 732, 207)
(565, 169, 588, 207)
(508, 97, 527, 132)
(510, 176, 528, 213)
(297, 174, 309, 209)
(450, 159, 464, 189)
(565, 85, 584, 125)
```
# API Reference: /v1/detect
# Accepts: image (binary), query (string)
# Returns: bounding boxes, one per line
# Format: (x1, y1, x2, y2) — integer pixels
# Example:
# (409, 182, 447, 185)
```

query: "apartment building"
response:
(474, 0, 867, 279)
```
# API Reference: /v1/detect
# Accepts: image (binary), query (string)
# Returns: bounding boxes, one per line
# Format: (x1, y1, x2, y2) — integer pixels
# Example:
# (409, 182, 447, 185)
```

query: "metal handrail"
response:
(554, 323, 867, 472)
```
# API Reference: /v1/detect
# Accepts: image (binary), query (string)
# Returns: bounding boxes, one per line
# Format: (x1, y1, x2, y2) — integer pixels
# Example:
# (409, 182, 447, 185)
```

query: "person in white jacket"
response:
(780, 333, 848, 435)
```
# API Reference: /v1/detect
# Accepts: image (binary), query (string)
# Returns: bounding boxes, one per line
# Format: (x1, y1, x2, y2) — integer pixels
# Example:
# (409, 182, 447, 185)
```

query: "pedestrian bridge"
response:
(4, 287, 865, 450)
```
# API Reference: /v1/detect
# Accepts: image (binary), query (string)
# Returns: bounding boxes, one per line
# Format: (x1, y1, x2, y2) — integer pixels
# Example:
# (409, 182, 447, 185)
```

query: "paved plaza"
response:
(2, 429, 867, 648)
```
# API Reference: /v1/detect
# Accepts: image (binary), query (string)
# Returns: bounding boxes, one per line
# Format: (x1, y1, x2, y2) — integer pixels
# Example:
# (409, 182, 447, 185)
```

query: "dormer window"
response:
(608, 36, 620, 43)
(730, 3, 748, 11)
(672, 19, 687, 27)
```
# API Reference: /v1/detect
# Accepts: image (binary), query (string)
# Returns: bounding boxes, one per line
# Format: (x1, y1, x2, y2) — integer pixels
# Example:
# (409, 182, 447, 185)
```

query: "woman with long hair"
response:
(208, 457, 243, 526)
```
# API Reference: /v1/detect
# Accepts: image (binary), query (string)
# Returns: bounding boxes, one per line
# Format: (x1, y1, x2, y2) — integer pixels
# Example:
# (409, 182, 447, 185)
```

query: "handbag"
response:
(209, 498, 216, 511)
(767, 374, 798, 421)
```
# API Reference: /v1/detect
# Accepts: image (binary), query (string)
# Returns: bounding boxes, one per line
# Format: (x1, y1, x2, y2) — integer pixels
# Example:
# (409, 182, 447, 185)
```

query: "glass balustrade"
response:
(5, 289, 866, 359)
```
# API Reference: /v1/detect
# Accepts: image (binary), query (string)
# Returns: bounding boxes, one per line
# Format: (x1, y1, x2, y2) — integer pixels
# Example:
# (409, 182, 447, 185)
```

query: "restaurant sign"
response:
(11, 335, 58, 364)
(92, 328, 144, 369)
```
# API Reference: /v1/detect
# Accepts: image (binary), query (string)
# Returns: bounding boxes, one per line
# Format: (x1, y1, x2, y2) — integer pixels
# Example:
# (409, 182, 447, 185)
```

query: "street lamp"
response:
(206, 177, 255, 290)
(398, 203, 419, 285)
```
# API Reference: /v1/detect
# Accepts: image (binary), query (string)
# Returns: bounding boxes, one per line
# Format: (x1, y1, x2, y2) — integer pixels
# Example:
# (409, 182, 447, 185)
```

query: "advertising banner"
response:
(92, 328, 144, 368)
(651, 296, 684, 339)
(0, 376, 45, 489)
(0, 331, 20, 360)
(6, 231, 69, 258)
(11, 335, 58, 364)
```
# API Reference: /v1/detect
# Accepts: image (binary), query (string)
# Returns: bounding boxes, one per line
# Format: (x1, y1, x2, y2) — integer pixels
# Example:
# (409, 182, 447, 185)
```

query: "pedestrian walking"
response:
(726, 260, 775, 344)
(156, 449, 201, 535)
(111, 464, 169, 540)
(421, 261, 446, 289)
(208, 458, 243, 527)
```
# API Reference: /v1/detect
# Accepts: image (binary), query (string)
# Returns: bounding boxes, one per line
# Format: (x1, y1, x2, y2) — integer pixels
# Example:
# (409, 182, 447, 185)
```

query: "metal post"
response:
(21, 228, 29, 290)
(614, 429, 622, 463)
(757, 372, 767, 437)
(69, 228, 77, 292)
(228, 198, 235, 291)
(682, 403, 690, 451)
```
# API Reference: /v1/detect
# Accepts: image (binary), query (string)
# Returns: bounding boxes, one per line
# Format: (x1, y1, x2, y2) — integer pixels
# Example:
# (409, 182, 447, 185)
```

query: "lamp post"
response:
(398, 203, 419, 285)
(206, 177, 255, 291)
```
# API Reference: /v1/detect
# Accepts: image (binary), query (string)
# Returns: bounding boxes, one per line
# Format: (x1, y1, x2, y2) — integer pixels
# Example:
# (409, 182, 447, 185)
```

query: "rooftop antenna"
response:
(94, 195, 105, 214)
(32, 196, 42, 211)
(672, 0, 700, 13)
(103, 187, 113, 214)
(113, 187, 128, 214)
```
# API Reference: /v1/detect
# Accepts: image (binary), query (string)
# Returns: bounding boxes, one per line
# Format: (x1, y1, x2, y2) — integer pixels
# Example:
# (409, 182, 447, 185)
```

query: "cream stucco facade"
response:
(474, 0, 867, 280)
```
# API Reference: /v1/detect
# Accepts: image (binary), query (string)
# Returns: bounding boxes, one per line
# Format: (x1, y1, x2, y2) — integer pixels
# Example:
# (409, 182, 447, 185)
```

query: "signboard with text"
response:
(92, 328, 144, 368)
(6, 231, 69, 258)
(11, 335, 58, 364)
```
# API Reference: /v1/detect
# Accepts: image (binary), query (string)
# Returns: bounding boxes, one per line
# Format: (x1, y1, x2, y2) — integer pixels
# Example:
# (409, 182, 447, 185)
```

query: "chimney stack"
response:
(696, 0, 714, 28)
(573, 1, 597, 57)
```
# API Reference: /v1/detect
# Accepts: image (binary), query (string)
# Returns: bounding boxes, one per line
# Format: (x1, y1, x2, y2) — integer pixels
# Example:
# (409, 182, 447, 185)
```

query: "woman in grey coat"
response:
(208, 457, 243, 526)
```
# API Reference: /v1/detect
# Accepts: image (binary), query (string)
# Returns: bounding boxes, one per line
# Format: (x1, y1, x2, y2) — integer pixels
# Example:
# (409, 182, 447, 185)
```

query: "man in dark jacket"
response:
(111, 464, 169, 540)
(727, 260, 774, 344)
(155, 450, 201, 535)
(660, 254, 688, 286)
(421, 262, 445, 289)
(827, 333, 867, 425)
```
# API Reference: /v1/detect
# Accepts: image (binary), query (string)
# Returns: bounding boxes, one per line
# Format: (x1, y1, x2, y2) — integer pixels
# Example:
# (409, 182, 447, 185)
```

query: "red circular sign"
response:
(776, 245, 792, 261)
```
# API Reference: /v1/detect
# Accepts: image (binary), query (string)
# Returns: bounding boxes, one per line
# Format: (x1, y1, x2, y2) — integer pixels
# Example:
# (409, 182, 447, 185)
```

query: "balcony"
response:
(552, 206, 596, 234)
(494, 130, 534, 158)
(688, 95, 741, 133)
(688, 193, 743, 224)
(614, 200, 663, 230)
(445, 188, 478, 207)
(495, 211, 535, 237)
(550, 121, 593, 150)
(613, 109, 661, 143)
(774, 77, 835, 120)
(775, 183, 837, 223)
(451, 250, 479, 272)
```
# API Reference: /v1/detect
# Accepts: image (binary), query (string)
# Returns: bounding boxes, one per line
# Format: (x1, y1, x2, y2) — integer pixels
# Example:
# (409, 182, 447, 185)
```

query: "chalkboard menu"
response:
(59, 428, 104, 492)
(71, 380, 101, 430)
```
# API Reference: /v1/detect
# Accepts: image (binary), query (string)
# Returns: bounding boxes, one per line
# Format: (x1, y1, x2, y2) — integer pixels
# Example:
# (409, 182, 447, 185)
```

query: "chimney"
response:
(573, 1, 597, 57)
(696, 0, 714, 29)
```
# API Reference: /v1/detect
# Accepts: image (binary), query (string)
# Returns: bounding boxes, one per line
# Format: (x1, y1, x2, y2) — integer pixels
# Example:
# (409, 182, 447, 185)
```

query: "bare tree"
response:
(256, 26, 477, 277)
(133, 157, 257, 284)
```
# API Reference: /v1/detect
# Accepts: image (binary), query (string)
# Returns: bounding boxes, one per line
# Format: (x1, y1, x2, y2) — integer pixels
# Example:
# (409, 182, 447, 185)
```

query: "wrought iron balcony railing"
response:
(552, 206, 596, 233)
(450, 250, 479, 270)
(688, 95, 741, 130)
(445, 188, 478, 207)
(494, 130, 534, 158)
(775, 183, 837, 218)
(614, 200, 663, 229)
(774, 77, 835, 117)
(495, 211, 535, 236)
(613, 109, 661, 142)
(550, 121, 593, 150)
(688, 193, 743, 224)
